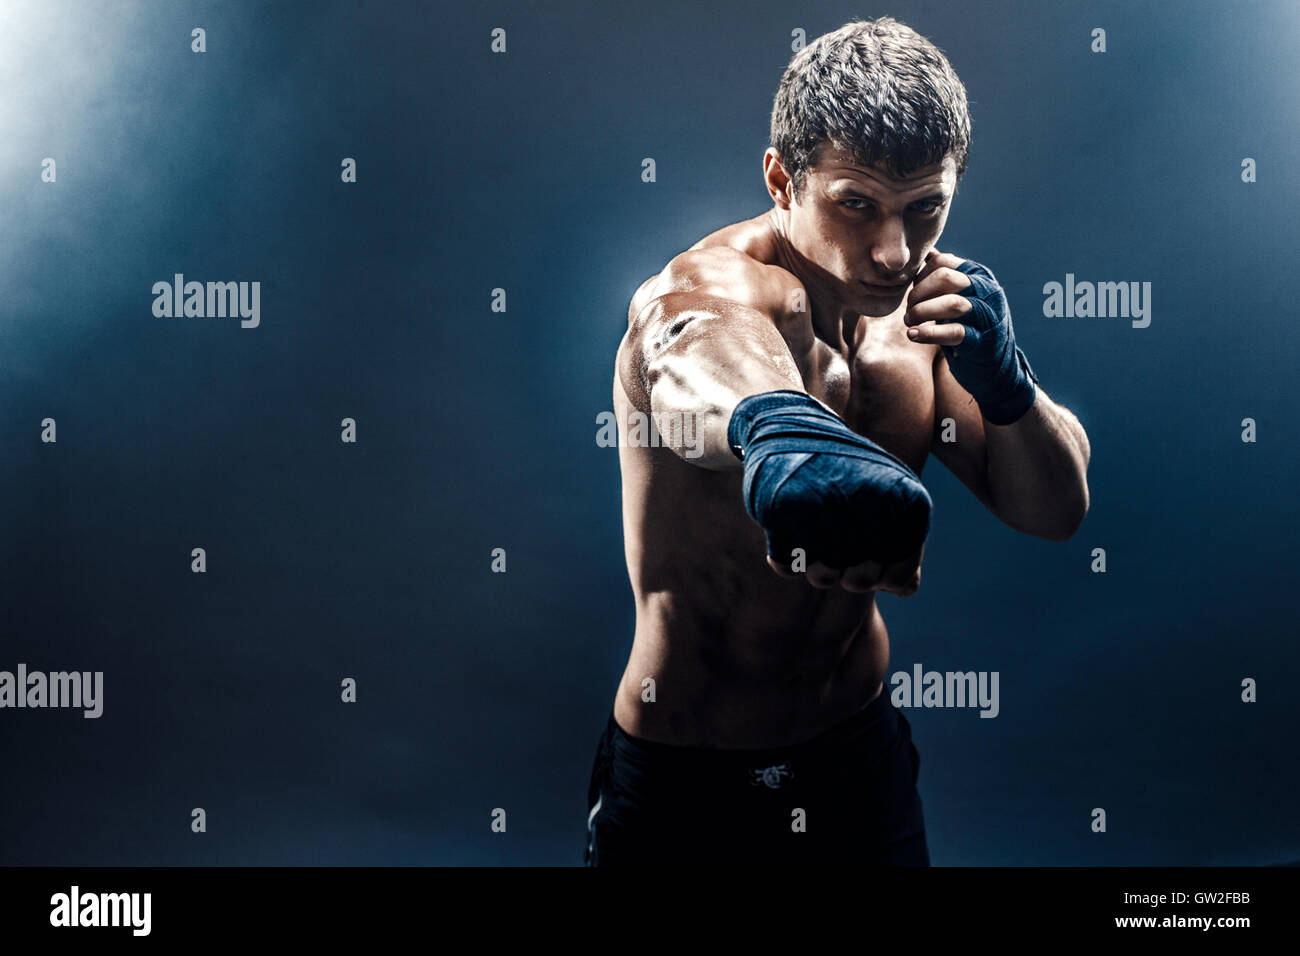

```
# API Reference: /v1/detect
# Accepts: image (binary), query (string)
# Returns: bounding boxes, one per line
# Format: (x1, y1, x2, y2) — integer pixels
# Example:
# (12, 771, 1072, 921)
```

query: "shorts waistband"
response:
(607, 687, 896, 773)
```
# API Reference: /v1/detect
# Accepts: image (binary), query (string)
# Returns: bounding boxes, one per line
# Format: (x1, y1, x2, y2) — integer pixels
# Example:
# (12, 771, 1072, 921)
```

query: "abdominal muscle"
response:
(611, 435, 891, 750)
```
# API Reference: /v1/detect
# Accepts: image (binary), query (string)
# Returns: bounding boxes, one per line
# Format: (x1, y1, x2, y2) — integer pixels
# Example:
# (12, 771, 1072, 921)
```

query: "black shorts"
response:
(583, 689, 929, 865)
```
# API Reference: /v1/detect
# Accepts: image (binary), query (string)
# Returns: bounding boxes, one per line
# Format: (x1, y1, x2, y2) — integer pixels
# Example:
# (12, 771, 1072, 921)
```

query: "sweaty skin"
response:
(611, 145, 1088, 748)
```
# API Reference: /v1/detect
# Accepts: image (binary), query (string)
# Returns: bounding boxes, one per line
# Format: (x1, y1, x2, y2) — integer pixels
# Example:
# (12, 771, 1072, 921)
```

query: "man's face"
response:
(774, 143, 958, 316)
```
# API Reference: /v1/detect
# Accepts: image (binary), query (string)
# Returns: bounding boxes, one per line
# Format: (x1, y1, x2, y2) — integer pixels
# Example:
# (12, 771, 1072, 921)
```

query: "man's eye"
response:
(840, 198, 941, 214)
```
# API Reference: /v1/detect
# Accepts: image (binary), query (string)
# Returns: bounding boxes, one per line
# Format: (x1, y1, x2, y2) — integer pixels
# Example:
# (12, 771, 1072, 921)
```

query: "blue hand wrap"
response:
(727, 390, 932, 568)
(945, 260, 1040, 426)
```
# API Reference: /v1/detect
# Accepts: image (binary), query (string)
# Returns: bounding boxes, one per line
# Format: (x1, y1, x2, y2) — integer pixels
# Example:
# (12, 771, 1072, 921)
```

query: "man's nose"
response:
(869, 216, 910, 276)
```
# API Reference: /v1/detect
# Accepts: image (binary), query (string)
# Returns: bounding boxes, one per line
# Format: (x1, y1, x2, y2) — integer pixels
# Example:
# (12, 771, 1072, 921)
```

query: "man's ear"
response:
(763, 148, 793, 209)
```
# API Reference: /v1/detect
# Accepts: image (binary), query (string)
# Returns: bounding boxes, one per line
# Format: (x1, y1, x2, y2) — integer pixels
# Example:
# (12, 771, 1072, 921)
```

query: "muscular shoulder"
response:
(626, 215, 804, 327)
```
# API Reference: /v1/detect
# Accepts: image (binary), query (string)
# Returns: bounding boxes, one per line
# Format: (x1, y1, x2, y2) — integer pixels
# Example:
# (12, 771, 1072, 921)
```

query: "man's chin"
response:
(853, 292, 907, 317)
(849, 280, 910, 314)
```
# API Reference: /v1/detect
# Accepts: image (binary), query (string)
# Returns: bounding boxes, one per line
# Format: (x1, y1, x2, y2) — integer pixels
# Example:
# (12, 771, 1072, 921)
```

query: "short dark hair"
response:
(770, 17, 972, 198)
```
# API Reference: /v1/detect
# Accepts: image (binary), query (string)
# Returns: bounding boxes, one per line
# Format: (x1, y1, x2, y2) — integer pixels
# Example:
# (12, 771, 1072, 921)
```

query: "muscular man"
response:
(585, 17, 1090, 865)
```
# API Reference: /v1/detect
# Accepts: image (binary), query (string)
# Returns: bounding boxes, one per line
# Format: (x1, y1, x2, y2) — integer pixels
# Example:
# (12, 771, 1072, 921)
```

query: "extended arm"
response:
(618, 249, 808, 469)
(620, 291, 804, 470)
(617, 250, 932, 590)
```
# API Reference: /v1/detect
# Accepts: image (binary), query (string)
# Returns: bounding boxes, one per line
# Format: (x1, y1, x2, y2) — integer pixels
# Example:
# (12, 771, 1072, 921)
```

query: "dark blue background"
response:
(1, 0, 1296, 865)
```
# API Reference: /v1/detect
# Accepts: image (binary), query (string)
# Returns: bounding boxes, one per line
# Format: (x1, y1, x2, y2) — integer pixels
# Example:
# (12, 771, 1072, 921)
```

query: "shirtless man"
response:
(584, 17, 1091, 865)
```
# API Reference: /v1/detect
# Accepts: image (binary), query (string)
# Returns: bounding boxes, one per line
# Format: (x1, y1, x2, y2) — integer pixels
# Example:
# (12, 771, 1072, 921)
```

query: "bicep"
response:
(929, 351, 996, 512)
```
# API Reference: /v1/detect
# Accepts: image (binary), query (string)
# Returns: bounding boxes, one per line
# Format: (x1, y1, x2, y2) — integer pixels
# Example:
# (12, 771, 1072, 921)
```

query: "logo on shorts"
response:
(750, 764, 793, 789)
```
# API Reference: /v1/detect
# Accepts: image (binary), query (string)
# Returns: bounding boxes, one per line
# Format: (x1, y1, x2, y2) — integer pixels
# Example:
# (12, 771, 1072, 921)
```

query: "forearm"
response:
(983, 387, 1091, 540)
(621, 293, 803, 469)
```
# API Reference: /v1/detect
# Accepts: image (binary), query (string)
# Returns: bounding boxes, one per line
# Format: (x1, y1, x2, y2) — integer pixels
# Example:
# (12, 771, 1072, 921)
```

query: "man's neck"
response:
(762, 207, 872, 352)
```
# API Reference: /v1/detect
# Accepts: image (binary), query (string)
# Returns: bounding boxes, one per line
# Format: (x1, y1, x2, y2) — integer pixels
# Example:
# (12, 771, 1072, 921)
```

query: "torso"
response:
(612, 212, 940, 748)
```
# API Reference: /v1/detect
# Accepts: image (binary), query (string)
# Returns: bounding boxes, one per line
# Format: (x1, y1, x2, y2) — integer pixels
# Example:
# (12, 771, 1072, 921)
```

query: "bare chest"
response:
(796, 318, 937, 473)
